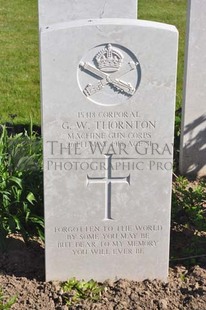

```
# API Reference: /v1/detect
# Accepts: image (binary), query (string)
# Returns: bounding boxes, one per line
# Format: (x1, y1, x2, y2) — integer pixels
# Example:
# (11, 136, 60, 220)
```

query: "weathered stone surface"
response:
(180, 0, 206, 177)
(40, 19, 178, 281)
(38, 0, 138, 28)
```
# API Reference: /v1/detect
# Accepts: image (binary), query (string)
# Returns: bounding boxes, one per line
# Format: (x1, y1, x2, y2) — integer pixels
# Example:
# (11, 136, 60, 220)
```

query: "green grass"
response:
(139, 0, 187, 109)
(0, 0, 187, 125)
(0, 0, 40, 125)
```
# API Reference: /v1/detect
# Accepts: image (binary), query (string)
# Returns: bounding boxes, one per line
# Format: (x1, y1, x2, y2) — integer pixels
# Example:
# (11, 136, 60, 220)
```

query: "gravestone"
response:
(40, 12, 178, 281)
(180, 0, 206, 177)
(38, 0, 138, 28)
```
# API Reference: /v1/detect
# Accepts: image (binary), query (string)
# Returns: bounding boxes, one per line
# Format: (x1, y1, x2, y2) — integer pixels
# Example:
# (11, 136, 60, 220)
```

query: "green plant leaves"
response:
(172, 176, 206, 230)
(62, 278, 104, 306)
(26, 192, 36, 205)
(0, 287, 17, 310)
(0, 125, 44, 251)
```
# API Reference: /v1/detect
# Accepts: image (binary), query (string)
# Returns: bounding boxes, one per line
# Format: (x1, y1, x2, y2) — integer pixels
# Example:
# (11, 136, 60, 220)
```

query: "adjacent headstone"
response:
(38, 0, 138, 28)
(40, 17, 178, 282)
(180, 0, 206, 177)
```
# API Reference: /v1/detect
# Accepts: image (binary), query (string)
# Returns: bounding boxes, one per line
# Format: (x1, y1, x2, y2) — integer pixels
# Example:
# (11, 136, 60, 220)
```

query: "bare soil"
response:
(0, 233, 206, 310)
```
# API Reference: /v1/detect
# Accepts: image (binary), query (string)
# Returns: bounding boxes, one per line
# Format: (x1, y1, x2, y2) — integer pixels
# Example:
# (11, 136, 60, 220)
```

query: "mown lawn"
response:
(139, 0, 187, 109)
(0, 0, 187, 125)
(0, 0, 39, 125)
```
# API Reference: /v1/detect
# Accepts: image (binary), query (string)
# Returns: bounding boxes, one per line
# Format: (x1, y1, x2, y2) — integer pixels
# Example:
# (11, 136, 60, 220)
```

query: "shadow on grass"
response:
(170, 225, 206, 269)
(180, 114, 206, 178)
(171, 175, 206, 269)
(3, 122, 41, 136)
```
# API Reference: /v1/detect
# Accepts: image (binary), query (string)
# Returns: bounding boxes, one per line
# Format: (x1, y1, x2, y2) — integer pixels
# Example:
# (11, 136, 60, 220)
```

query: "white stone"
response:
(38, 0, 138, 29)
(40, 19, 178, 282)
(180, 0, 206, 177)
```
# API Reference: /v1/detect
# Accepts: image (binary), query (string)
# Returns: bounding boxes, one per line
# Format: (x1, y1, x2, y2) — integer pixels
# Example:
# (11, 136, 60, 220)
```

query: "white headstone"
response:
(180, 0, 206, 177)
(38, 0, 138, 28)
(40, 18, 178, 282)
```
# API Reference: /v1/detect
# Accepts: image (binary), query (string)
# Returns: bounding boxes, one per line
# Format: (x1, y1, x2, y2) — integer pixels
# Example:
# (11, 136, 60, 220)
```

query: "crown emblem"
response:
(95, 44, 123, 73)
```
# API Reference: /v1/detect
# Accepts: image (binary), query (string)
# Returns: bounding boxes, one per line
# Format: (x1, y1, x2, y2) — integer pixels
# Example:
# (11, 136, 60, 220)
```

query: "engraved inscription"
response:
(54, 224, 163, 256)
(46, 110, 174, 172)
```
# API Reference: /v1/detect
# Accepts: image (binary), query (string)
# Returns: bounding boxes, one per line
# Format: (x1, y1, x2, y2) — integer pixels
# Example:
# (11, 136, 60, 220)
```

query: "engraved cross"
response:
(87, 154, 130, 220)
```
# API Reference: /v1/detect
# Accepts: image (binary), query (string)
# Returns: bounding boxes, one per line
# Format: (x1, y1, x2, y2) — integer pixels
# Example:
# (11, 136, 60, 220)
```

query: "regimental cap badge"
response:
(95, 44, 123, 73)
